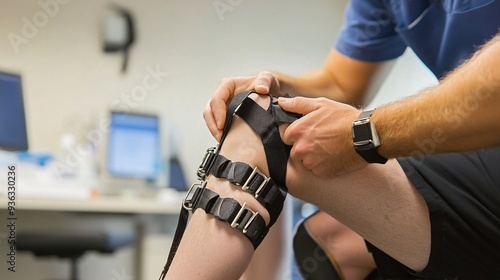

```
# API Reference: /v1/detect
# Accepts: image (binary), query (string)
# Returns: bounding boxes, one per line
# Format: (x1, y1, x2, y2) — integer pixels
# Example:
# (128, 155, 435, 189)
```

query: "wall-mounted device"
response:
(102, 5, 135, 73)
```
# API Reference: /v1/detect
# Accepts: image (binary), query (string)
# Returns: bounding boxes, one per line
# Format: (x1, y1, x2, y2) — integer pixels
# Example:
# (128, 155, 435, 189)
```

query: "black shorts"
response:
(366, 146, 500, 280)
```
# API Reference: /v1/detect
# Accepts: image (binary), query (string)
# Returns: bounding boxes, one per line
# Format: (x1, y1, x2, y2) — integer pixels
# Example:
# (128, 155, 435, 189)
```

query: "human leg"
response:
(293, 147, 500, 279)
(166, 93, 431, 279)
(167, 88, 500, 279)
(297, 211, 376, 280)
(165, 93, 293, 279)
(287, 158, 431, 272)
(241, 211, 288, 280)
(367, 149, 500, 279)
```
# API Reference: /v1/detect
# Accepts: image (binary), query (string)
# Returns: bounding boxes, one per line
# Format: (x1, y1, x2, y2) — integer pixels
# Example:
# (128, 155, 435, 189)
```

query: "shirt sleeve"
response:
(335, 0, 407, 62)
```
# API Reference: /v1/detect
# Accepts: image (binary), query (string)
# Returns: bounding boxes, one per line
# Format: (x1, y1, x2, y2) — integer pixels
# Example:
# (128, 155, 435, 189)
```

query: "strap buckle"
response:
(241, 167, 270, 199)
(197, 147, 218, 180)
(182, 181, 205, 211)
(230, 202, 259, 233)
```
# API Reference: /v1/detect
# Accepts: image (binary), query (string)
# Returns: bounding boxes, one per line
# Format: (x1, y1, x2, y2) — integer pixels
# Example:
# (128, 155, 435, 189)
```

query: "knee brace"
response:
(159, 90, 301, 279)
(293, 213, 343, 280)
(293, 219, 380, 280)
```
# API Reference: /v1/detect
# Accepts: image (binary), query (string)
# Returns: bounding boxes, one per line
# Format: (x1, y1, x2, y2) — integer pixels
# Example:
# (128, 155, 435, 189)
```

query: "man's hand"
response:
(203, 71, 281, 141)
(278, 96, 368, 177)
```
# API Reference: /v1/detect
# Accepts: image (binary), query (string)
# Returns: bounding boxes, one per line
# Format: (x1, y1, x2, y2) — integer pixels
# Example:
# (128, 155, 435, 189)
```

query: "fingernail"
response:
(278, 97, 288, 103)
(256, 84, 269, 91)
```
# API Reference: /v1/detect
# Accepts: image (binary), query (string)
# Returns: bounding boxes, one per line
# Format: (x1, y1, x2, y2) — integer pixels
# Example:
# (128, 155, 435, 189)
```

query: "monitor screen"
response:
(0, 72, 28, 151)
(107, 111, 160, 179)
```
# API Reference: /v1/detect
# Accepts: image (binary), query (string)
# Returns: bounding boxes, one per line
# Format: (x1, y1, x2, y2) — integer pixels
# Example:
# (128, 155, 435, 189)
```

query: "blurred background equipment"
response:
(0, 71, 28, 152)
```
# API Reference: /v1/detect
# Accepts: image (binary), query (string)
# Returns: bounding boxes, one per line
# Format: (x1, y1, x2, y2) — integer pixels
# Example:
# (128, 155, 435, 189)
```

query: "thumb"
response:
(278, 96, 320, 115)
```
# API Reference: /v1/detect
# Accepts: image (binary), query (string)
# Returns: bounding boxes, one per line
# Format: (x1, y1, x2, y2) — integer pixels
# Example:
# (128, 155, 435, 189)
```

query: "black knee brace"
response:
(293, 216, 381, 280)
(293, 212, 343, 280)
(159, 90, 301, 279)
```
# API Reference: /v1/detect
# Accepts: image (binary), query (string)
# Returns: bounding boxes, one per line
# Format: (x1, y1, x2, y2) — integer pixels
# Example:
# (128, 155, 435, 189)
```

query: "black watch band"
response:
(352, 110, 388, 164)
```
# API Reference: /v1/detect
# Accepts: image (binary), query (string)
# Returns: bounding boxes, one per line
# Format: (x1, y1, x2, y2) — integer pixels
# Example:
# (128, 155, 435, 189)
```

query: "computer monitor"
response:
(0, 72, 28, 151)
(106, 111, 160, 180)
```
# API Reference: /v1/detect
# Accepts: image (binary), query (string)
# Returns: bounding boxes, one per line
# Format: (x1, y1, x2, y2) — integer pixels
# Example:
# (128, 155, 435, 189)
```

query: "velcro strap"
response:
(191, 186, 268, 249)
(208, 154, 286, 227)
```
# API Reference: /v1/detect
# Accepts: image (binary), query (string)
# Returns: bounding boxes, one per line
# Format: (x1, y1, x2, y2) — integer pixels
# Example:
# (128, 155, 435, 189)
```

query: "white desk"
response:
(0, 192, 185, 280)
(0, 195, 182, 214)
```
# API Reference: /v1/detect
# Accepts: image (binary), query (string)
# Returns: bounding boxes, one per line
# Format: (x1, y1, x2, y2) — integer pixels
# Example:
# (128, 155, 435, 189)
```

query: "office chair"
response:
(17, 228, 136, 280)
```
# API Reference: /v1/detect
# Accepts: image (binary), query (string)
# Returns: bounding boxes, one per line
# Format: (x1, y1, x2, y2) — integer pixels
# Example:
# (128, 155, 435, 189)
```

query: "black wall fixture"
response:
(102, 5, 135, 73)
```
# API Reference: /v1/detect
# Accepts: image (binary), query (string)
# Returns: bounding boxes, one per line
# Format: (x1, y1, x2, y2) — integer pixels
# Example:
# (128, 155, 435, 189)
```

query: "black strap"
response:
(160, 92, 256, 279)
(192, 187, 268, 248)
(233, 95, 299, 187)
(218, 90, 255, 148)
(236, 98, 286, 186)
(208, 154, 286, 227)
(159, 91, 300, 279)
(159, 207, 188, 279)
(160, 180, 205, 278)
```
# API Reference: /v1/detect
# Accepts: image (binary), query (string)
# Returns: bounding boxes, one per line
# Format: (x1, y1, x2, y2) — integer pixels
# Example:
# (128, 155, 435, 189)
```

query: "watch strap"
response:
(354, 110, 388, 164)
(358, 110, 372, 120)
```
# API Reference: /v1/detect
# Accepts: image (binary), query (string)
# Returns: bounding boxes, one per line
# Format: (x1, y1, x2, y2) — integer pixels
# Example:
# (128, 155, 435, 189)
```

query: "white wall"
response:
(0, 1, 441, 279)
(370, 48, 438, 109)
(0, 0, 350, 185)
(0, 0, 438, 184)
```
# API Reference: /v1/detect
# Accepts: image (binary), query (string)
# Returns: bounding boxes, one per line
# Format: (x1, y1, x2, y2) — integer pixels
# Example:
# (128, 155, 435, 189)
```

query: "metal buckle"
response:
(197, 147, 217, 180)
(230, 202, 258, 233)
(233, 103, 243, 116)
(182, 181, 205, 211)
(241, 167, 270, 198)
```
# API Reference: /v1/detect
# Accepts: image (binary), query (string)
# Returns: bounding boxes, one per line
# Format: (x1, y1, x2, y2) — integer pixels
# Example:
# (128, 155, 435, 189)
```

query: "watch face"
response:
(352, 120, 372, 141)
(352, 112, 386, 163)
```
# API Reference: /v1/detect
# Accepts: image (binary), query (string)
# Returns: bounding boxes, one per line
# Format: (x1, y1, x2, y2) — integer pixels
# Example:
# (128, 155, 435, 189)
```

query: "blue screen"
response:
(107, 112, 160, 179)
(0, 72, 28, 151)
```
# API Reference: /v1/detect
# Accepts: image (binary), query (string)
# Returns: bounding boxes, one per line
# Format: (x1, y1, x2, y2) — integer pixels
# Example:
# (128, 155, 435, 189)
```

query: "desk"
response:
(0, 192, 184, 280)
(0, 195, 182, 214)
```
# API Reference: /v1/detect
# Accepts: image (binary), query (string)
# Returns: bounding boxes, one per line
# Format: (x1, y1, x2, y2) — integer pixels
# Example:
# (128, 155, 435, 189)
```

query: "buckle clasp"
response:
(182, 181, 205, 211)
(197, 147, 218, 180)
(241, 167, 270, 198)
(230, 202, 258, 233)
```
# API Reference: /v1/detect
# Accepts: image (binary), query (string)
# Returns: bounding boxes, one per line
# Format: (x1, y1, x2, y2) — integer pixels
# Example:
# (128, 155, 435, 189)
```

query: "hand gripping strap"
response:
(189, 184, 268, 248)
(219, 90, 301, 188)
(159, 91, 300, 279)
(207, 154, 286, 227)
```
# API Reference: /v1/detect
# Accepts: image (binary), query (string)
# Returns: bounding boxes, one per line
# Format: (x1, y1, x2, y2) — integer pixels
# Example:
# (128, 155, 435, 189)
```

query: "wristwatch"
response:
(352, 110, 388, 164)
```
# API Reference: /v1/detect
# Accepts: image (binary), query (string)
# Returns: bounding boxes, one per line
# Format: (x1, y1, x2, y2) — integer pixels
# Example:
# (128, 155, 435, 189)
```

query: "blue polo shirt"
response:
(335, 0, 500, 78)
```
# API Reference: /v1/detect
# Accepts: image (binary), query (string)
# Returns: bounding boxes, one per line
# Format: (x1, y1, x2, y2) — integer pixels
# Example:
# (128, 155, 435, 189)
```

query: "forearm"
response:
(274, 49, 395, 106)
(273, 68, 348, 101)
(375, 34, 500, 158)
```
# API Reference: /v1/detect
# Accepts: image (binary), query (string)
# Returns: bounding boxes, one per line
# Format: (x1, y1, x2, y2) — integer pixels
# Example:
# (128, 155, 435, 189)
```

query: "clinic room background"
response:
(0, 0, 437, 279)
(0, 0, 436, 186)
